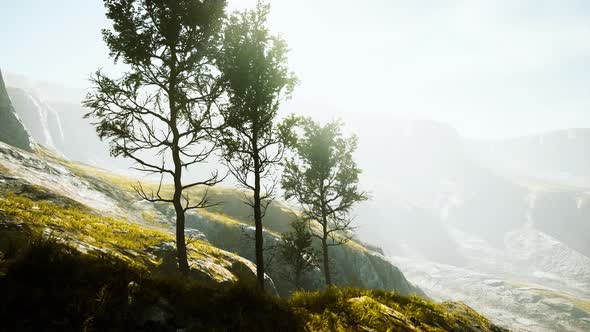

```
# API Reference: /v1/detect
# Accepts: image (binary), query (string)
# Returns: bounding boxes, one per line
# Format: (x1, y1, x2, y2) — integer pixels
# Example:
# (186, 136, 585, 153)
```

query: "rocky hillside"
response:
(0, 74, 424, 296)
(6, 86, 65, 153)
(0, 144, 273, 290)
(0, 138, 423, 298)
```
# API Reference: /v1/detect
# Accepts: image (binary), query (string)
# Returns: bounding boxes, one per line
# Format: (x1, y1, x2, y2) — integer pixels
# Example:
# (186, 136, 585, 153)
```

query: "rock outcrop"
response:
(181, 211, 424, 297)
(0, 70, 32, 152)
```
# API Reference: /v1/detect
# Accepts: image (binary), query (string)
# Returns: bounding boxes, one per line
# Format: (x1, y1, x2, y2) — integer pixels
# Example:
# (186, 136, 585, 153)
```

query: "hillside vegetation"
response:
(0, 236, 506, 331)
(0, 142, 508, 330)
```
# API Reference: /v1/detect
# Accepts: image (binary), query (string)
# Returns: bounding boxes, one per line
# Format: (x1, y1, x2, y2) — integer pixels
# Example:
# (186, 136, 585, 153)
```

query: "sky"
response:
(1, 0, 590, 139)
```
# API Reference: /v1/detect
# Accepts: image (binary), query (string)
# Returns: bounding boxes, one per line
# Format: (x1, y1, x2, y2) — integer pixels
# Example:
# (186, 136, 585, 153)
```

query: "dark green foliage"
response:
(282, 118, 368, 286)
(218, 1, 297, 289)
(278, 218, 318, 289)
(84, 0, 227, 274)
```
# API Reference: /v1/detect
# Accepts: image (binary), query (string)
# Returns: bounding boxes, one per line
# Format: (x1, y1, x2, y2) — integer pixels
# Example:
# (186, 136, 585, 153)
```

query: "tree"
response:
(217, 2, 297, 290)
(84, 0, 227, 274)
(278, 218, 318, 290)
(281, 118, 368, 286)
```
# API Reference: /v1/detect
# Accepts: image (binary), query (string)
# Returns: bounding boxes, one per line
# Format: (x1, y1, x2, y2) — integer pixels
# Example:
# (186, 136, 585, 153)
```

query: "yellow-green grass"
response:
(140, 210, 159, 224)
(67, 161, 371, 253)
(290, 287, 497, 331)
(0, 193, 168, 268)
(0, 192, 254, 284)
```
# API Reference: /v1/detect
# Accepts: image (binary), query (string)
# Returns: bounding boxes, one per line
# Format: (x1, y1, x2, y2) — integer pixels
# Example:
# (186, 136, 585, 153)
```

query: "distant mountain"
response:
(357, 120, 528, 255)
(468, 129, 590, 187)
(4, 74, 131, 169)
(358, 119, 590, 258)
(0, 70, 32, 152)
(6, 87, 65, 152)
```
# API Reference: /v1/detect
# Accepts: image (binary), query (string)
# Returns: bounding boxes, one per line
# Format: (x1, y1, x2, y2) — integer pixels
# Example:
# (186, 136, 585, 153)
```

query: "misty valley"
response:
(1, 1, 589, 331)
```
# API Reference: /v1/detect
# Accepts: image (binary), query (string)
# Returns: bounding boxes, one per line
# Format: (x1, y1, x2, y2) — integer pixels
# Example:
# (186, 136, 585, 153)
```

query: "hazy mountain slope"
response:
(5, 75, 127, 168)
(6, 87, 65, 152)
(468, 129, 590, 186)
(0, 70, 32, 152)
(354, 119, 590, 331)
(531, 190, 590, 258)
(357, 120, 529, 255)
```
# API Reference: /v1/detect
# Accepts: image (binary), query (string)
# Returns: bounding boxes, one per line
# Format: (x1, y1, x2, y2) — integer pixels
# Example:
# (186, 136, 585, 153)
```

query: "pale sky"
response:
(1, 0, 590, 139)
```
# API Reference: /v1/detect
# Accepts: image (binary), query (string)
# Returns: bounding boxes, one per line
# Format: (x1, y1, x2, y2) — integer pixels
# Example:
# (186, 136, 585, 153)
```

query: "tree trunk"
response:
(322, 223, 332, 287)
(322, 239, 332, 287)
(319, 181, 332, 286)
(253, 138, 265, 290)
(168, 48, 189, 275)
(171, 125, 189, 274)
(173, 190, 189, 274)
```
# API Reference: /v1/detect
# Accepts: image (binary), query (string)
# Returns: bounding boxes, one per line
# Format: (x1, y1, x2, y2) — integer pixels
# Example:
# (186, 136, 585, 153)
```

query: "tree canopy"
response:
(282, 118, 367, 285)
(217, 2, 297, 289)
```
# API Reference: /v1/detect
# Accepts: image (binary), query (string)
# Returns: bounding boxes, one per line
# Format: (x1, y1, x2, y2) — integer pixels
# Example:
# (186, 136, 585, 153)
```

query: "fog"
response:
(2, 1, 590, 330)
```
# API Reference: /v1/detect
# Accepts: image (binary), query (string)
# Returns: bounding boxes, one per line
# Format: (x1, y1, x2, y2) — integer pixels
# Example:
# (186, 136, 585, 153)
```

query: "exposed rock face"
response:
(0, 142, 119, 212)
(182, 212, 423, 297)
(0, 70, 32, 152)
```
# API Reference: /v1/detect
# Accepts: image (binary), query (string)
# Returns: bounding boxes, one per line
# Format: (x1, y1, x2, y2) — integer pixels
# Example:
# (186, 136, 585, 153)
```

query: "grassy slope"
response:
(69, 161, 366, 253)
(0, 236, 506, 331)
(68, 162, 427, 297)
(0, 145, 508, 330)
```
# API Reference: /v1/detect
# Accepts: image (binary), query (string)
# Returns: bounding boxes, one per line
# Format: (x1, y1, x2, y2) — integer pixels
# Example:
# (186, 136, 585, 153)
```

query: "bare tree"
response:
(84, 0, 227, 274)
